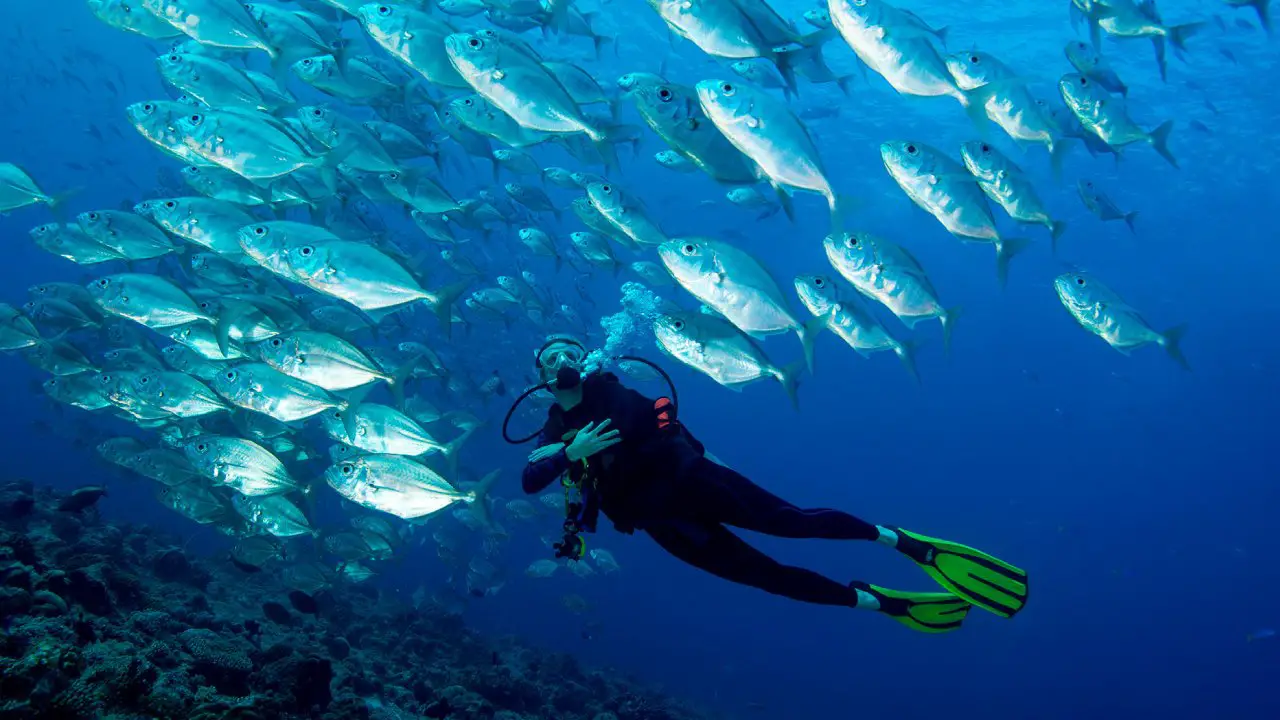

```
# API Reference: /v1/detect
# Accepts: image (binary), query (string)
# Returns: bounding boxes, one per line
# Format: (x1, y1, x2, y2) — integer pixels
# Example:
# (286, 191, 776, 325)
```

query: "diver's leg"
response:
(645, 520, 859, 606)
(680, 456, 880, 540)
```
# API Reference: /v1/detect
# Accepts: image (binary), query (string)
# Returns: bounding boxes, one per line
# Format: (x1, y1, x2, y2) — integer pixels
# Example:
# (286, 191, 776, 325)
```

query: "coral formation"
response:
(0, 481, 715, 719)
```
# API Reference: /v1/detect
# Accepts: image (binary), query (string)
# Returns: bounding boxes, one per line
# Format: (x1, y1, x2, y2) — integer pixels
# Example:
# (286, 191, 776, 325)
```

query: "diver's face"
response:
(537, 341, 585, 377)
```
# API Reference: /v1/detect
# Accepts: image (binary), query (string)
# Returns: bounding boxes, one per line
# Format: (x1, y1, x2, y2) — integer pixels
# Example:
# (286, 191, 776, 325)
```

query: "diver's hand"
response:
(528, 443, 565, 463)
(565, 420, 621, 463)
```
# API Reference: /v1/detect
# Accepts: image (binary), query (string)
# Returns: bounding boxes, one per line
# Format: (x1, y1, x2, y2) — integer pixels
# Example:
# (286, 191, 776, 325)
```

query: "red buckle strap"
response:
(654, 397, 675, 430)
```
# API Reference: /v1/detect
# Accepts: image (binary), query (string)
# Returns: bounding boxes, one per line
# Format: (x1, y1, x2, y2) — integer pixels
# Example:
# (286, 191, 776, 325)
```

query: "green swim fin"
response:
(851, 581, 971, 634)
(887, 526, 1029, 619)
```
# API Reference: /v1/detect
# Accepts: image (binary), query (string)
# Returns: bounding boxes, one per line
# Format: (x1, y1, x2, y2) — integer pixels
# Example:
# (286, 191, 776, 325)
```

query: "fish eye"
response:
(720, 82, 735, 95)
(142, 103, 155, 113)
(168, 54, 179, 63)
(253, 226, 267, 236)
(462, 98, 474, 107)
(1078, 77, 1089, 86)
(673, 320, 684, 331)
(468, 37, 483, 49)
(164, 200, 176, 208)
(196, 443, 207, 452)
(980, 143, 991, 152)
(299, 246, 314, 257)
(905, 144, 918, 155)
(139, 376, 150, 384)
(87, 212, 99, 221)
(340, 463, 354, 475)
(270, 337, 282, 347)
(377, 5, 390, 14)
(845, 235, 859, 248)
(658, 87, 673, 102)
(99, 374, 111, 384)
(189, 114, 202, 124)
(600, 184, 612, 194)
(97, 278, 109, 287)
(681, 243, 695, 254)
(814, 277, 825, 287)
(301, 58, 313, 66)
(388, 171, 400, 180)
(310, 108, 323, 117)
(225, 370, 236, 380)
(1075, 277, 1086, 286)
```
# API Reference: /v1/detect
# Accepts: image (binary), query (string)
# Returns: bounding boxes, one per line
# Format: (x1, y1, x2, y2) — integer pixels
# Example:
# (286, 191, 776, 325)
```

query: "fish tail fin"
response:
(798, 314, 829, 373)
(1160, 324, 1190, 371)
(1048, 140, 1069, 181)
(1169, 21, 1204, 54)
(387, 361, 416, 409)
(47, 188, 80, 222)
(428, 280, 472, 339)
(592, 34, 614, 61)
(1048, 220, 1068, 256)
(1249, 0, 1273, 34)
(1124, 210, 1140, 234)
(468, 469, 502, 529)
(939, 306, 964, 357)
(895, 338, 921, 384)
(960, 87, 993, 130)
(1149, 120, 1178, 169)
(772, 51, 802, 100)
(836, 74, 857, 97)
(776, 361, 804, 412)
(994, 237, 1032, 289)
(772, 183, 796, 223)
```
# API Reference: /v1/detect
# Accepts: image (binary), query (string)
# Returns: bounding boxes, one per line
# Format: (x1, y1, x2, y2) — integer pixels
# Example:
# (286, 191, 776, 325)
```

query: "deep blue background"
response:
(2, 1, 1279, 718)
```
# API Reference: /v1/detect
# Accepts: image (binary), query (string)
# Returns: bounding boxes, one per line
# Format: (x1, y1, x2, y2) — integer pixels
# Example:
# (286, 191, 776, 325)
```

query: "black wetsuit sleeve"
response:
(522, 428, 569, 494)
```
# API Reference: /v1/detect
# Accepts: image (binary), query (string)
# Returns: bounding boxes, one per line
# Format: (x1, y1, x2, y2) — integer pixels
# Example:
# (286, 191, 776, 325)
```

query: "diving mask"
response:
(536, 339, 586, 373)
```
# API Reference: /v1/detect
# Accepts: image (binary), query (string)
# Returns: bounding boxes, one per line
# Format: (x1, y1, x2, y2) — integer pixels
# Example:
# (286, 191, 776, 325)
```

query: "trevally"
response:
(212, 362, 347, 423)
(880, 141, 1030, 286)
(76, 209, 178, 260)
(823, 232, 959, 351)
(1054, 272, 1188, 369)
(29, 224, 122, 266)
(128, 370, 229, 418)
(586, 182, 669, 247)
(318, 405, 475, 459)
(183, 435, 299, 496)
(142, 0, 279, 59)
(356, 3, 470, 89)
(658, 238, 824, 369)
(445, 31, 607, 141)
(87, 0, 184, 38)
(88, 274, 214, 329)
(959, 141, 1066, 251)
(233, 493, 314, 537)
(696, 79, 838, 226)
(653, 310, 801, 407)
(149, 197, 256, 260)
(794, 274, 917, 381)
(827, 0, 971, 106)
(253, 330, 395, 391)
(324, 456, 496, 520)
(1058, 73, 1177, 168)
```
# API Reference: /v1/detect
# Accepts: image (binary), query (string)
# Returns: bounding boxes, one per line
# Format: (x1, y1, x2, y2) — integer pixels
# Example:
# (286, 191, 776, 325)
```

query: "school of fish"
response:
(0, 0, 1265, 600)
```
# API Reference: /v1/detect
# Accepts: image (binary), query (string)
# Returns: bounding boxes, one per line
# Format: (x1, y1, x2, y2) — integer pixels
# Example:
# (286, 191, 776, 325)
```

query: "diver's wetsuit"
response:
(522, 372, 879, 607)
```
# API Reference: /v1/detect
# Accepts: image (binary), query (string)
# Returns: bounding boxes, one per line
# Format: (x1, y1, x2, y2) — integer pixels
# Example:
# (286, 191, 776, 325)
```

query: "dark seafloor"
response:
(0, 480, 712, 720)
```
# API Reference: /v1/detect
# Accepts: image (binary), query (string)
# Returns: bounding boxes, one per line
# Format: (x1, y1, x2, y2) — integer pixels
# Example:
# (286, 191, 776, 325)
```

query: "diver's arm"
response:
(522, 431, 569, 494)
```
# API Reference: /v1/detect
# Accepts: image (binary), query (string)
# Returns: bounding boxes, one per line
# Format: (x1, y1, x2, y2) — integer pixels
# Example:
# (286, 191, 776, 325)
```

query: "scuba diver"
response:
(507, 336, 1028, 632)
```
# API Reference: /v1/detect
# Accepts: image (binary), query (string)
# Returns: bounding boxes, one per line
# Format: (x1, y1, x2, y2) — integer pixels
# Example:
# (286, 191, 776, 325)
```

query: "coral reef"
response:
(0, 481, 715, 719)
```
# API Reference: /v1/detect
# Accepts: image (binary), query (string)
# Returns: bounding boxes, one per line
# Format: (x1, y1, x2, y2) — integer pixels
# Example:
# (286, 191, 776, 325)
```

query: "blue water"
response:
(2, 1, 1279, 718)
